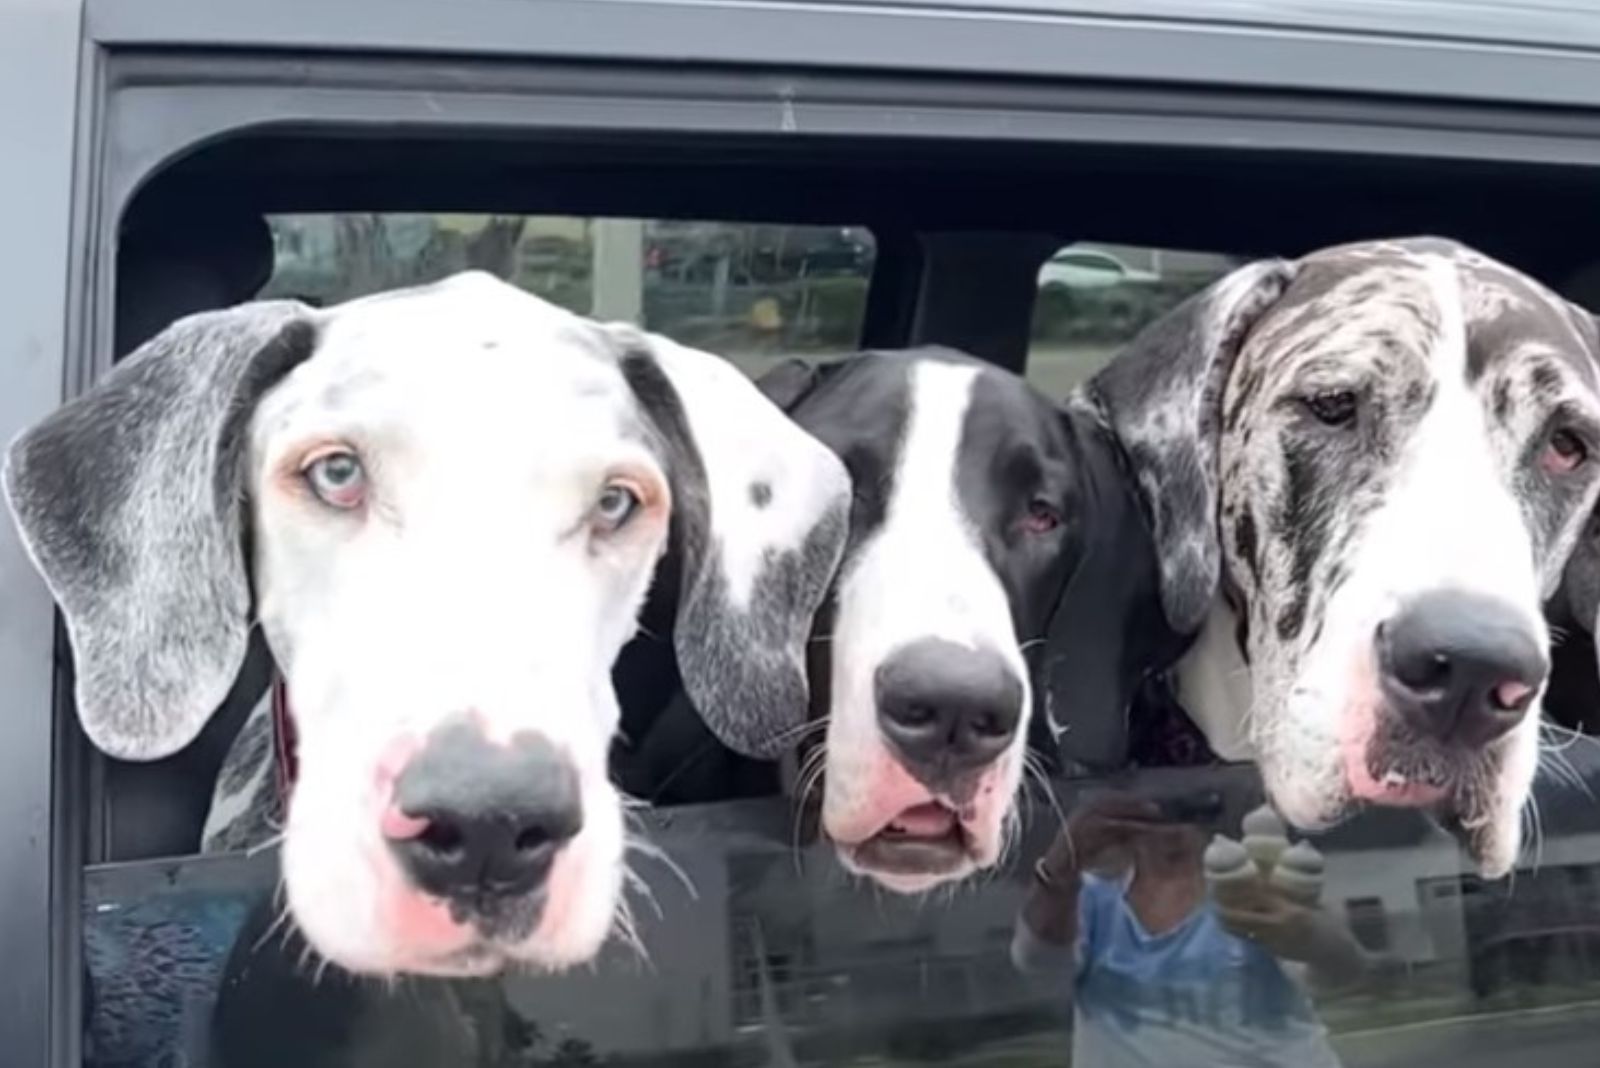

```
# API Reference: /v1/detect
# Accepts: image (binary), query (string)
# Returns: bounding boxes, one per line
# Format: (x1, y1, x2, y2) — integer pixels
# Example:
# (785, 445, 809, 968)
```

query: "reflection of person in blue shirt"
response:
(1011, 796, 1367, 1067)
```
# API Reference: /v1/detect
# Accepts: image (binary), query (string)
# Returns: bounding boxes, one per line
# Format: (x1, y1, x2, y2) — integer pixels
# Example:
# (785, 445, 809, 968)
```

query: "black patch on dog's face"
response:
(1221, 256, 1440, 661)
(790, 351, 1089, 648)
(953, 369, 1086, 642)
(1465, 277, 1600, 570)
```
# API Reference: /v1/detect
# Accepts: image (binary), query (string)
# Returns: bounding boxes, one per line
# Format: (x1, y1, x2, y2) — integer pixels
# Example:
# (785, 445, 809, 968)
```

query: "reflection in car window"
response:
(85, 761, 1600, 1068)
(1026, 243, 1237, 394)
(260, 214, 876, 376)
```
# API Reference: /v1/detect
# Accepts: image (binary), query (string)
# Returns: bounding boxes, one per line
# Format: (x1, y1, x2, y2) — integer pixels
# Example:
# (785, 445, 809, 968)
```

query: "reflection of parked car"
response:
(1037, 247, 1160, 291)
(646, 225, 872, 285)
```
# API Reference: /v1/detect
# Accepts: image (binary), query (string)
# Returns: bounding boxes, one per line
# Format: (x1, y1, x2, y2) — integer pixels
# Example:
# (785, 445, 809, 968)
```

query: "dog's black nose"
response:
(1377, 590, 1547, 746)
(387, 720, 583, 902)
(875, 638, 1024, 778)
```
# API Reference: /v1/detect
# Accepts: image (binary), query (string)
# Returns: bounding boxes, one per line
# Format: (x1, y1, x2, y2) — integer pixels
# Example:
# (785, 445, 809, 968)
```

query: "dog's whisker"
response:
(254, 898, 298, 955)
(611, 894, 652, 968)
(1023, 753, 1068, 831)
(768, 716, 831, 748)
(245, 831, 285, 858)
(791, 746, 830, 872)
(625, 834, 698, 901)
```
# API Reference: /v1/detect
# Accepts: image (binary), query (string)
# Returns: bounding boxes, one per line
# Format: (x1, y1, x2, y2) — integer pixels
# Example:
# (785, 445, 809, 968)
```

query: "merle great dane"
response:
(1089, 237, 1600, 877)
(4, 271, 851, 977)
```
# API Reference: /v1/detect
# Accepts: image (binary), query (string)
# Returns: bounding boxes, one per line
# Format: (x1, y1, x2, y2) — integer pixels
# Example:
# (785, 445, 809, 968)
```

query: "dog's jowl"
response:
(3, 272, 849, 976)
(767, 350, 1184, 893)
(1090, 237, 1600, 876)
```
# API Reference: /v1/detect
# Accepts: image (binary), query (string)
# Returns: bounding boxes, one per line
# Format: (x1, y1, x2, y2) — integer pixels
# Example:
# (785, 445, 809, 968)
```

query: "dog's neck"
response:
(1173, 598, 1255, 762)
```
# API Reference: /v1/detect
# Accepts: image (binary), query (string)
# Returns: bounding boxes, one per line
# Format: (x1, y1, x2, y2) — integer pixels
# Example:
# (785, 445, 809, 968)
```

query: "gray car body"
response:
(16, 0, 1600, 1062)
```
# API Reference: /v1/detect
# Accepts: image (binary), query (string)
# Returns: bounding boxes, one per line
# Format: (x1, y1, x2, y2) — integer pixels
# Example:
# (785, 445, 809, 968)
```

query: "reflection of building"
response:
(260, 213, 875, 363)
(491, 777, 1600, 1063)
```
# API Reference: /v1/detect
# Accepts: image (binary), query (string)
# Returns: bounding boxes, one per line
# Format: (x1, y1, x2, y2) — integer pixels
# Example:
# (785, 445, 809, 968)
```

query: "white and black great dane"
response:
(1087, 237, 1600, 877)
(4, 271, 851, 976)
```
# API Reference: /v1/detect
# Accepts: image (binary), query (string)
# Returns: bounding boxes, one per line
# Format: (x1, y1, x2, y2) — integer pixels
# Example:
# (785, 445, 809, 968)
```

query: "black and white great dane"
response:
(1088, 237, 1600, 877)
(5, 271, 851, 977)
(751, 350, 1184, 892)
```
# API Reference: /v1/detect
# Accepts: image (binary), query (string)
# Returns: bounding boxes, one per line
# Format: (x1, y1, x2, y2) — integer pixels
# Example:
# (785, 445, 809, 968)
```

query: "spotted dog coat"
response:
(1090, 238, 1600, 877)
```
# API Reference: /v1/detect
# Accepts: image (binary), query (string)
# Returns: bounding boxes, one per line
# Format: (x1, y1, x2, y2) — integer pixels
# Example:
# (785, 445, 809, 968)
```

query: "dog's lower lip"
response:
(851, 802, 971, 875)
(883, 801, 959, 838)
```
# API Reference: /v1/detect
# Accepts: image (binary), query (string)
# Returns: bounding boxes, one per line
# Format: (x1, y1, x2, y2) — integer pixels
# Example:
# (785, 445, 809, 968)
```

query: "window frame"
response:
(20, 21, 1600, 1067)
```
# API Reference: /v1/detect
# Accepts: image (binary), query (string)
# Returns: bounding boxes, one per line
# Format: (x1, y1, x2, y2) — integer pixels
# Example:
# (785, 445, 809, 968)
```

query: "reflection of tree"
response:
(312, 215, 533, 303)
(466, 216, 530, 277)
(333, 214, 397, 297)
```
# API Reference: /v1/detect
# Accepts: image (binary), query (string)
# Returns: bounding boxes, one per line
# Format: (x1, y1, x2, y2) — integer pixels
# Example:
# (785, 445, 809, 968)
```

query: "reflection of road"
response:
(1333, 1002, 1600, 1068)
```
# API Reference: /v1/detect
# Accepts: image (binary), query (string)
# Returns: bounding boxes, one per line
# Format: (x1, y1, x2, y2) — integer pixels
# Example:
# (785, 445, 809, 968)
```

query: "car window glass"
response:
(1026, 242, 1238, 393)
(80, 222, 1600, 1068)
(260, 214, 876, 376)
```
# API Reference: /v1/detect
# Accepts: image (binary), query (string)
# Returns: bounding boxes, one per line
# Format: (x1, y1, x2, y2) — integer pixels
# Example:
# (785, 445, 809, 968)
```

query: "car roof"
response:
(86, 0, 1600, 112)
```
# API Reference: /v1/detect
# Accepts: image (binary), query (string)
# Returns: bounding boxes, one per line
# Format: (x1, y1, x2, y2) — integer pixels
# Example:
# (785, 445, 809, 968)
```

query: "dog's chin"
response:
(834, 800, 994, 893)
(1327, 702, 1526, 877)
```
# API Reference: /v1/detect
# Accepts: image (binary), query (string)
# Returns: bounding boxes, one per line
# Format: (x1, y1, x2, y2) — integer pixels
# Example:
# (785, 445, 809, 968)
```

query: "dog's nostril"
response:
(1402, 653, 1453, 694)
(971, 711, 1009, 738)
(514, 827, 553, 854)
(416, 820, 465, 858)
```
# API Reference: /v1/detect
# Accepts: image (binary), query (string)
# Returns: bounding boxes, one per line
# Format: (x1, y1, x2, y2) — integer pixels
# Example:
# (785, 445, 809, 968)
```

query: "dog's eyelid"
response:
(1542, 402, 1600, 447)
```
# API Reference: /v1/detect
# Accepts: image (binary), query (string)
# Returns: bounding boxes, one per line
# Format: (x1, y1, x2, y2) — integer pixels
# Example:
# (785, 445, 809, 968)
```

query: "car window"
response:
(1027, 242, 1239, 393)
(260, 214, 875, 377)
(74, 208, 1600, 1068)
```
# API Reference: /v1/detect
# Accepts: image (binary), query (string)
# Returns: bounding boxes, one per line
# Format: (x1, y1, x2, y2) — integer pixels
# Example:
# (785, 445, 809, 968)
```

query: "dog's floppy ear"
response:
(1035, 404, 1189, 771)
(609, 329, 851, 759)
(3, 303, 317, 760)
(753, 357, 828, 412)
(1086, 260, 1295, 635)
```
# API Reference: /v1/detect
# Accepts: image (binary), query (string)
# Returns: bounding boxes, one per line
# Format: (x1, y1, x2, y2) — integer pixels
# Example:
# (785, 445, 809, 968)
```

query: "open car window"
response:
(83, 209, 1600, 1068)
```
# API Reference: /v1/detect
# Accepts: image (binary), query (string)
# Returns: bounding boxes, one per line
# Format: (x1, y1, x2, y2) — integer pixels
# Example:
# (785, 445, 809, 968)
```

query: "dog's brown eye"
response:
(303, 450, 366, 509)
(1302, 390, 1358, 427)
(1021, 500, 1061, 535)
(594, 482, 641, 533)
(1543, 428, 1588, 475)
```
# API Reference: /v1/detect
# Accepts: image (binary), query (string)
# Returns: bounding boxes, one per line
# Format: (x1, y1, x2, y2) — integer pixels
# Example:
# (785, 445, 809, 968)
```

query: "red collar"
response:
(271, 675, 300, 804)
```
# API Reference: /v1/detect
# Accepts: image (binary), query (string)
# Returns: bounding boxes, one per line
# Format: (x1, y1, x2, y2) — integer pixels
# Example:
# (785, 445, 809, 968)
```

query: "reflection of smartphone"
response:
(1152, 790, 1225, 825)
